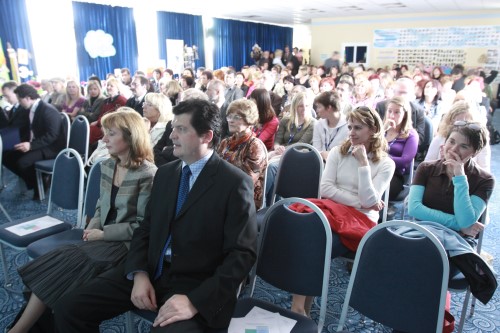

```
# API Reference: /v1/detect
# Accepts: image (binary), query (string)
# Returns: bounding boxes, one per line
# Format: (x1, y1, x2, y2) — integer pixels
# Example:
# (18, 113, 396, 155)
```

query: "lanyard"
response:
(323, 127, 341, 151)
(288, 123, 304, 145)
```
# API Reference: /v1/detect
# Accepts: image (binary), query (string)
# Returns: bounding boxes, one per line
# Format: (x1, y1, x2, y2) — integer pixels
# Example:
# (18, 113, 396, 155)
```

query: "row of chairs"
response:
(35, 113, 89, 201)
(0, 148, 101, 285)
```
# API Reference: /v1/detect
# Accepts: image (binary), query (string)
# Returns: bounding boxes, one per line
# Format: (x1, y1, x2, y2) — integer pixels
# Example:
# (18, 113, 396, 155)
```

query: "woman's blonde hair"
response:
(101, 107, 153, 169)
(65, 79, 82, 104)
(86, 80, 103, 98)
(340, 106, 388, 162)
(288, 92, 312, 132)
(437, 100, 480, 137)
(385, 96, 413, 138)
(165, 80, 182, 98)
(144, 93, 173, 123)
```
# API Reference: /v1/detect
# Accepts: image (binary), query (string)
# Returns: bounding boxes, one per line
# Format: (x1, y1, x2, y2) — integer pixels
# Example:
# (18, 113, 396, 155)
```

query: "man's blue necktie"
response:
(154, 165, 191, 279)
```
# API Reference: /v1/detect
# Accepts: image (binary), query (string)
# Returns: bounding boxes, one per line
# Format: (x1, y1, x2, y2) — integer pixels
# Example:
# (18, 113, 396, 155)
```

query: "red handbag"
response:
(443, 291, 455, 333)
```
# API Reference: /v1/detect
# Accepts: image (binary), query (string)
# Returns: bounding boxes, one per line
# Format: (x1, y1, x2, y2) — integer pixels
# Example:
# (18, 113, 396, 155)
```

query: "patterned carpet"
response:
(1, 127, 499, 332)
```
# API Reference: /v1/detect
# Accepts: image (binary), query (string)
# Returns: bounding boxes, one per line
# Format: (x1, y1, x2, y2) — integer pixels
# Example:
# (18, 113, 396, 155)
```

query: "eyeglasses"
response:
(453, 121, 482, 130)
(226, 114, 243, 121)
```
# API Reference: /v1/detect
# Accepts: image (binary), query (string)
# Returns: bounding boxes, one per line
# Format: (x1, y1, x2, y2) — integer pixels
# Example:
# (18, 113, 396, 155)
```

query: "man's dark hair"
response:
(2, 81, 18, 91)
(182, 75, 195, 88)
(202, 71, 213, 80)
(173, 99, 221, 148)
(451, 64, 465, 75)
(226, 69, 236, 76)
(135, 74, 150, 88)
(121, 68, 131, 75)
(87, 75, 102, 87)
(14, 83, 40, 99)
(164, 69, 174, 76)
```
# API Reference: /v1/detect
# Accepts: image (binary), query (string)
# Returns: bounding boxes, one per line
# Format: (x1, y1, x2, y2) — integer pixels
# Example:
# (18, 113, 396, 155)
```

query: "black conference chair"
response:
(233, 198, 332, 332)
(257, 143, 323, 230)
(337, 220, 449, 333)
(0, 148, 84, 285)
(35, 114, 89, 200)
(26, 158, 102, 259)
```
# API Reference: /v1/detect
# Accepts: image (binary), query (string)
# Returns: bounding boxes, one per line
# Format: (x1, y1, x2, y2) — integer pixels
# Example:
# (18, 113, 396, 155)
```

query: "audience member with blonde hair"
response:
(142, 93, 173, 146)
(78, 80, 106, 123)
(62, 79, 85, 120)
(292, 106, 395, 316)
(425, 100, 490, 171)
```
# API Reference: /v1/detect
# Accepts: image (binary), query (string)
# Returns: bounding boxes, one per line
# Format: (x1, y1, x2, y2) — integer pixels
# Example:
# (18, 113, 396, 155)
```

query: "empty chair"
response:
(35, 114, 89, 200)
(34, 112, 71, 201)
(257, 143, 323, 229)
(337, 220, 449, 333)
(27, 158, 102, 259)
(234, 198, 332, 332)
(0, 148, 84, 285)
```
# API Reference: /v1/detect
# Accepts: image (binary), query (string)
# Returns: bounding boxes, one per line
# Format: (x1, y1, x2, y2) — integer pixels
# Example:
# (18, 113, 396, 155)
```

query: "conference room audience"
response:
(409, 121, 493, 240)
(312, 91, 349, 161)
(291, 106, 395, 316)
(89, 78, 127, 146)
(425, 101, 491, 171)
(383, 96, 419, 199)
(7, 109, 156, 333)
(249, 89, 279, 150)
(217, 99, 267, 209)
(78, 80, 106, 123)
(265, 92, 316, 205)
(61, 79, 85, 120)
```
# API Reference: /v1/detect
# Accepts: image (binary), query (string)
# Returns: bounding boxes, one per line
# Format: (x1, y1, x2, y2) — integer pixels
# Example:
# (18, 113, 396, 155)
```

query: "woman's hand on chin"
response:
(352, 145, 369, 166)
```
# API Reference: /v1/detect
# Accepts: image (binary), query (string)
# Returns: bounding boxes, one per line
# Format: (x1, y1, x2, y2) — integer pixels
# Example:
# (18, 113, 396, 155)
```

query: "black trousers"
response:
(2, 149, 45, 189)
(52, 262, 207, 333)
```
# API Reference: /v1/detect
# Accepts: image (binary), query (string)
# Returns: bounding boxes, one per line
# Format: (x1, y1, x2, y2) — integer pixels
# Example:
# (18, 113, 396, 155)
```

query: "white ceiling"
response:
(81, 0, 500, 26)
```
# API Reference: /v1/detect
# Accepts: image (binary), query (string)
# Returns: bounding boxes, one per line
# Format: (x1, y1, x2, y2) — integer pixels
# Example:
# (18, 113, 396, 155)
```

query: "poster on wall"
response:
(374, 26, 500, 49)
(166, 39, 184, 75)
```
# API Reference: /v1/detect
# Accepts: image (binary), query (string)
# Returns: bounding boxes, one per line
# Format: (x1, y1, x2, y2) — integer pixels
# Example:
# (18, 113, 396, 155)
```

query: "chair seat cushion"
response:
(0, 214, 72, 248)
(35, 159, 56, 172)
(27, 229, 84, 258)
(232, 297, 318, 332)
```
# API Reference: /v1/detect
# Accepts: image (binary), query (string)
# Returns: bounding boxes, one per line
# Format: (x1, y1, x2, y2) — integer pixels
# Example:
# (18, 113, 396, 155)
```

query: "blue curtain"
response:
(212, 18, 293, 70)
(72, 1, 138, 81)
(157, 11, 205, 69)
(0, 0, 37, 81)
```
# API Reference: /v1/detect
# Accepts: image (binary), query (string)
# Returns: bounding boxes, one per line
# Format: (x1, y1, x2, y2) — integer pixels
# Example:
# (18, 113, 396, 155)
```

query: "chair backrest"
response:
(254, 197, 332, 332)
(69, 115, 90, 165)
(81, 159, 103, 228)
(338, 220, 449, 333)
(60, 112, 71, 148)
(48, 148, 85, 228)
(272, 143, 323, 203)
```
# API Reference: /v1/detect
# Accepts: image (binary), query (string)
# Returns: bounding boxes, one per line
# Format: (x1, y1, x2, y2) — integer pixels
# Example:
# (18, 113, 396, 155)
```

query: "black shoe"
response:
(33, 188, 40, 201)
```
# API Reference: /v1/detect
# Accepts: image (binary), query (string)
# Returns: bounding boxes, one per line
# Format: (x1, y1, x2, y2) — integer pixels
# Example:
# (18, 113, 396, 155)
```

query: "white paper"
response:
(228, 306, 297, 333)
(6, 216, 63, 236)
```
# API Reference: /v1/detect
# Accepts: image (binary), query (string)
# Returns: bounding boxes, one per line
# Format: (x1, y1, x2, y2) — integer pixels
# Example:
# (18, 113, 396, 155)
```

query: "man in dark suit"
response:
(3, 84, 66, 199)
(126, 74, 149, 116)
(375, 77, 426, 150)
(1, 81, 30, 141)
(53, 99, 258, 332)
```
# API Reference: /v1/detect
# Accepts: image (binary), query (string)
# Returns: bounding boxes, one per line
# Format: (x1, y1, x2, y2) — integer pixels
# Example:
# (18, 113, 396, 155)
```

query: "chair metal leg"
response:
(470, 295, 477, 316)
(456, 288, 472, 333)
(125, 311, 136, 333)
(0, 243, 12, 286)
(0, 202, 12, 222)
(35, 169, 45, 201)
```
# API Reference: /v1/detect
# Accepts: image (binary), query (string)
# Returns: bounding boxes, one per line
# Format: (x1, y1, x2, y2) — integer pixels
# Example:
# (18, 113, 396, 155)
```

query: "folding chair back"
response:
(338, 220, 449, 333)
(271, 143, 323, 202)
(69, 115, 90, 166)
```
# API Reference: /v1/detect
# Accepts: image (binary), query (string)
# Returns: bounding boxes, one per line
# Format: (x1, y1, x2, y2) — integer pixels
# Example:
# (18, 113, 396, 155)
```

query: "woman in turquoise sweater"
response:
(408, 121, 494, 239)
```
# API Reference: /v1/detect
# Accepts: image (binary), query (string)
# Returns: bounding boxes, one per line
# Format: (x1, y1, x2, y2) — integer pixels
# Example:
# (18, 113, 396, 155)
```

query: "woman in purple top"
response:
(383, 96, 418, 200)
